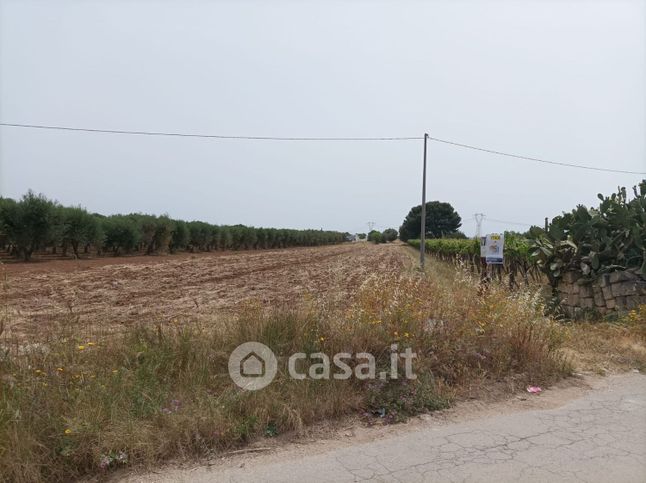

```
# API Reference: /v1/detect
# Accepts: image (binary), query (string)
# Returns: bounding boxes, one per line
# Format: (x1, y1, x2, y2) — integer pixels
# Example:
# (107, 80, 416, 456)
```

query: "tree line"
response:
(0, 191, 349, 261)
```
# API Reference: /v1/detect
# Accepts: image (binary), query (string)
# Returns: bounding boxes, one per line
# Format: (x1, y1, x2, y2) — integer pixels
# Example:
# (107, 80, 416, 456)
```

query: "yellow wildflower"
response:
(77, 345, 85, 351)
(64, 429, 72, 435)
(87, 342, 96, 347)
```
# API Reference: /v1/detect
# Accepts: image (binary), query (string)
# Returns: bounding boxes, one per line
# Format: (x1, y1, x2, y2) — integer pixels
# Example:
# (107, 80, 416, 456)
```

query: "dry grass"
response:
(561, 306, 646, 374)
(0, 253, 572, 482)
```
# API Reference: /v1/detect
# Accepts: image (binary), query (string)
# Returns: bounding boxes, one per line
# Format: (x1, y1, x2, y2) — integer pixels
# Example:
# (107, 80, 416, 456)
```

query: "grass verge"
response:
(1, 265, 571, 482)
(562, 306, 646, 374)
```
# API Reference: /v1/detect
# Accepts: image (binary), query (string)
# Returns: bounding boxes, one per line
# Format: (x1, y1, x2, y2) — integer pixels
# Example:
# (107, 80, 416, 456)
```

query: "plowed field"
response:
(1, 243, 411, 341)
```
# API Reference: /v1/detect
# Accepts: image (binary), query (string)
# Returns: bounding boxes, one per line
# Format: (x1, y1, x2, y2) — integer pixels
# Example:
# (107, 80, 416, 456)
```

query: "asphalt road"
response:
(126, 373, 646, 483)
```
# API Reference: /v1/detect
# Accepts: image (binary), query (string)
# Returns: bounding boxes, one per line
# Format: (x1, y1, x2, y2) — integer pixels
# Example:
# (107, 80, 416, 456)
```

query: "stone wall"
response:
(557, 269, 646, 317)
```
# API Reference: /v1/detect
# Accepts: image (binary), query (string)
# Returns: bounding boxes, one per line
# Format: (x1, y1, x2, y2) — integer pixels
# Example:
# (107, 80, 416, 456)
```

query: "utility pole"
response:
(420, 133, 428, 270)
(367, 221, 376, 233)
(474, 213, 485, 239)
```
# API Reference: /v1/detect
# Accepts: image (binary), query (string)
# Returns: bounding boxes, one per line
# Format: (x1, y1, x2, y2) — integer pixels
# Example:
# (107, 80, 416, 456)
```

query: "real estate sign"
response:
(483, 233, 504, 265)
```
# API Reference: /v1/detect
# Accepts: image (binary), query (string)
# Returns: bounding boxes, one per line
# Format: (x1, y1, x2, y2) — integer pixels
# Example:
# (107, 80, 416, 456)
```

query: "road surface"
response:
(124, 373, 646, 482)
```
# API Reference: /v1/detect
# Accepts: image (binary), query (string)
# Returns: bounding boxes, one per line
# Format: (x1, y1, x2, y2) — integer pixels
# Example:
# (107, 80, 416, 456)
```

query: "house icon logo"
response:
(228, 342, 277, 391)
(240, 351, 265, 377)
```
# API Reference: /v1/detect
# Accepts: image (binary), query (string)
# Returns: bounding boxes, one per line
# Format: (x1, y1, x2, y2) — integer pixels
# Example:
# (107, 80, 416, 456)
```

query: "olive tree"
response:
(60, 206, 102, 257)
(0, 191, 57, 261)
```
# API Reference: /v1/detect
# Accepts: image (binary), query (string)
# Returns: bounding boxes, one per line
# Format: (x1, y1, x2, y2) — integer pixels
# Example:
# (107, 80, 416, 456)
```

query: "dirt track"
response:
(1, 243, 410, 341)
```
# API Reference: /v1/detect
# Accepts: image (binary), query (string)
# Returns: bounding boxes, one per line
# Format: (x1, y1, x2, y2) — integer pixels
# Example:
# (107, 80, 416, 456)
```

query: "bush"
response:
(530, 180, 646, 286)
(382, 228, 398, 242)
(367, 230, 384, 244)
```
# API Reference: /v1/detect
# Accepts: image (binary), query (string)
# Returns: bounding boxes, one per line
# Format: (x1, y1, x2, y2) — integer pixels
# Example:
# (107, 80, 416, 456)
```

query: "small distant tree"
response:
(382, 228, 398, 242)
(170, 219, 189, 253)
(220, 226, 233, 250)
(255, 227, 267, 249)
(0, 197, 18, 254)
(60, 206, 101, 257)
(399, 201, 462, 242)
(0, 191, 57, 261)
(188, 221, 211, 251)
(153, 216, 174, 254)
(367, 230, 384, 244)
(357, 233, 367, 240)
(135, 215, 158, 254)
(102, 216, 140, 255)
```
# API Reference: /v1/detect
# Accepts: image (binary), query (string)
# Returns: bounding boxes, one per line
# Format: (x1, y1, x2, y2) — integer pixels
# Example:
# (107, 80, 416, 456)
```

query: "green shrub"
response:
(367, 230, 384, 244)
(530, 180, 646, 286)
(382, 228, 398, 242)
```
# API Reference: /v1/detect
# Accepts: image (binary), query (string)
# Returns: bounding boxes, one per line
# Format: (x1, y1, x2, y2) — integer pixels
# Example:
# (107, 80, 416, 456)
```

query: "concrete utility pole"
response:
(474, 213, 485, 239)
(420, 133, 428, 270)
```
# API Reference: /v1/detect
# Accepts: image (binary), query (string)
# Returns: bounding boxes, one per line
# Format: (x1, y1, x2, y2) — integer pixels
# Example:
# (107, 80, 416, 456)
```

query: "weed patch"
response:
(0, 266, 571, 482)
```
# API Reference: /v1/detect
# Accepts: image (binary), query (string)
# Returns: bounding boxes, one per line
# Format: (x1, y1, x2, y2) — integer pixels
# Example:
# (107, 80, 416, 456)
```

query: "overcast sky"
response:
(1, 0, 644, 235)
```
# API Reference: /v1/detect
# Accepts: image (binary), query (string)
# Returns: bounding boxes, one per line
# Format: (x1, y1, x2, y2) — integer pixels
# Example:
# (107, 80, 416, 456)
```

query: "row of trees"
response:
(367, 228, 398, 244)
(0, 192, 348, 261)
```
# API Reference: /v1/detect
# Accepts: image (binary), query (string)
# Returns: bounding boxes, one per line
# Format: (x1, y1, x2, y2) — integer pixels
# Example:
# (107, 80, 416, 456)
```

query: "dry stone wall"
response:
(557, 269, 646, 317)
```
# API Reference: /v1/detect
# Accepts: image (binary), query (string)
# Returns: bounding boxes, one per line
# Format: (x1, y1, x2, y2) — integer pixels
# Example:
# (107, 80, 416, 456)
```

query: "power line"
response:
(463, 215, 533, 228)
(485, 218, 534, 227)
(1, 122, 644, 174)
(0, 123, 421, 142)
(428, 136, 645, 175)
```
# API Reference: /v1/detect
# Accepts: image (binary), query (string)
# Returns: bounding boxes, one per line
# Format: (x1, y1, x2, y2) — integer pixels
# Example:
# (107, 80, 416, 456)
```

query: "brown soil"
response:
(1, 243, 410, 342)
